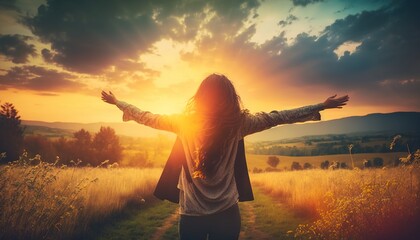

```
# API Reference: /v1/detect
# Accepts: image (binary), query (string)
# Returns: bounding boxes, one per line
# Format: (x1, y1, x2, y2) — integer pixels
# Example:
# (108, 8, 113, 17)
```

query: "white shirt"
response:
(116, 100, 324, 215)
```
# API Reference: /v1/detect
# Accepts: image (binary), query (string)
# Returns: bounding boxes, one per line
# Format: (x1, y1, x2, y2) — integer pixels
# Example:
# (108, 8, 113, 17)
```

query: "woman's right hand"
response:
(101, 90, 118, 105)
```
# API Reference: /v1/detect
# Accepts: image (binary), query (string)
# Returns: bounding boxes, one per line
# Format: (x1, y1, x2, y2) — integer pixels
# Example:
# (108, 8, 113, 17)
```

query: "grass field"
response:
(245, 151, 406, 170)
(0, 159, 162, 240)
(252, 167, 420, 239)
(1, 151, 419, 239)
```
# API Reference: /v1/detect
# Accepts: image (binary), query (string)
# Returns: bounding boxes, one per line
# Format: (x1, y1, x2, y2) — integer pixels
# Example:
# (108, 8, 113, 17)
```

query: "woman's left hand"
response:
(323, 94, 349, 109)
(101, 90, 118, 105)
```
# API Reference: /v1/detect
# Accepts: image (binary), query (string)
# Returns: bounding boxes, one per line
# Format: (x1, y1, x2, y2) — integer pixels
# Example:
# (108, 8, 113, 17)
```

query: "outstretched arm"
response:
(101, 90, 179, 133)
(241, 94, 350, 136)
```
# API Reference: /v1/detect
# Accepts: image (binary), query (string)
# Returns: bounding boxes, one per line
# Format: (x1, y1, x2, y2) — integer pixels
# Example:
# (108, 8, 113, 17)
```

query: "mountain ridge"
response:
(22, 111, 420, 141)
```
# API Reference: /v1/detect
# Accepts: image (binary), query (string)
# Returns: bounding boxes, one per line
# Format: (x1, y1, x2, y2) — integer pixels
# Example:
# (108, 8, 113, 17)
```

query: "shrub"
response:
(291, 162, 302, 171)
(303, 162, 313, 169)
(320, 160, 329, 169)
(267, 156, 280, 168)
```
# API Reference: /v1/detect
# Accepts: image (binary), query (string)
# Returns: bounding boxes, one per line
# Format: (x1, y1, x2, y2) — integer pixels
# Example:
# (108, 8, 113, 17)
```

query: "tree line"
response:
(0, 101, 122, 166)
(24, 127, 122, 166)
(250, 138, 419, 156)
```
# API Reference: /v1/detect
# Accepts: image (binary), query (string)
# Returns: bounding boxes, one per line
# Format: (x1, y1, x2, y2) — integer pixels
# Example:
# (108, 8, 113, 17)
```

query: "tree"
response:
(72, 129, 94, 165)
(0, 102, 24, 162)
(24, 135, 56, 162)
(291, 162, 303, 171)
(267, 156, 280, 168)
(92, 126, 122, 166)
(320, 160, 330, 169)
(303, 162, 313, 169)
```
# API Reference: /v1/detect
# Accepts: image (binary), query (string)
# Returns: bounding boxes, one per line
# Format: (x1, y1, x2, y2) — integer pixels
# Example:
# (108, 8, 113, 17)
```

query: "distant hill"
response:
(247, 112, 420, 142)
(22, 112, 420, 141)
(22, 120, 174, 138)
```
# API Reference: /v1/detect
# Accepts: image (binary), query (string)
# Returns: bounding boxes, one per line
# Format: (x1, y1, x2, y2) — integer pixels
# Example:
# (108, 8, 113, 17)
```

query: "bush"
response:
(291, 162, 302, 171)
(320, 160, 330, 169)
(303, 162, 313, 169)
(267, 156, 280, 168)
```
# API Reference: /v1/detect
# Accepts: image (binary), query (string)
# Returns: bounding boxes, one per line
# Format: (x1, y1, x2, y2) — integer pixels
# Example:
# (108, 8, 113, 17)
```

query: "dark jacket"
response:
(153, 137, 254, 203)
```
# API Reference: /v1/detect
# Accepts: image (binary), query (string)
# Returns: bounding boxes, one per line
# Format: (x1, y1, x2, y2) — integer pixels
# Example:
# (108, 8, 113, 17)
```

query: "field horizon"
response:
(22, 111, 420, 141)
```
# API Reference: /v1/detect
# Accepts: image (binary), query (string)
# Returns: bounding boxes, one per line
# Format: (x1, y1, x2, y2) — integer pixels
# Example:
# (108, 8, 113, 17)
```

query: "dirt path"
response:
(240, 202, 273, 240)
(93, 189, 302, 239)
(151, 208, 179, 240)
(151, 203, 273, 240)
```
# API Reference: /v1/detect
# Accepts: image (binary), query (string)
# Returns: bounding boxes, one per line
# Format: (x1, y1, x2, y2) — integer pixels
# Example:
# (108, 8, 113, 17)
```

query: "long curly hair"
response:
(185, 74, 244, 179)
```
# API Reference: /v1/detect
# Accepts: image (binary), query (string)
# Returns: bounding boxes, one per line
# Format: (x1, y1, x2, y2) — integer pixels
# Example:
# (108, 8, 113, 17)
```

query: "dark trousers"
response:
(179, 203, 241, 240)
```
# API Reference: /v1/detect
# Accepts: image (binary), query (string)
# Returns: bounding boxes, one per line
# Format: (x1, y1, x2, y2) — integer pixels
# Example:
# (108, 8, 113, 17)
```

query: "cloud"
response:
(0, 34, 37, 63)
(0, 0, 18, 11)
(291, 0, 324, 7)
(23, 0, 260, 75)
(41, 48, 53, 63)
(251, 0, 420, 107)
(294, 0, 419, 87)
(179, 0, 419, 109)
(278, 14, 299, 27)
(0, 65, 84, 91)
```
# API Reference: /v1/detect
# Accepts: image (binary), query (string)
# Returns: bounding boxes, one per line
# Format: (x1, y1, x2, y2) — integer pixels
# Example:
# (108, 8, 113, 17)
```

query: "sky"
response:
(0, 0, 419, 123)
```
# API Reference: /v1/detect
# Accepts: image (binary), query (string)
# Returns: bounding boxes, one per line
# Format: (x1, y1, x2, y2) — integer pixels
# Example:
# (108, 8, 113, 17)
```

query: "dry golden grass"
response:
(67, 167, 162, 233)
(251, 165, 420, 239)
(0, 154, 161, 240)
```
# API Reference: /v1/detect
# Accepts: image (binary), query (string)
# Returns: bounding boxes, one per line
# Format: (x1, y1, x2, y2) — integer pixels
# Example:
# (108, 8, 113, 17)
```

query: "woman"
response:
(101, 73, 349, 240)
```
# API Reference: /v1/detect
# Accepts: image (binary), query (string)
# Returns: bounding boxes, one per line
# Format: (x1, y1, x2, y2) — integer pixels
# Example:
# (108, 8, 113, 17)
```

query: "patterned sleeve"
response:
(115, 100, 179, 133)
(240, 103, 324, 137)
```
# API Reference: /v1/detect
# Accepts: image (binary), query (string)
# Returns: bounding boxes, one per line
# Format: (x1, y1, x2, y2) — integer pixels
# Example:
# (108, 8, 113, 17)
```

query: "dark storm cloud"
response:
(268, 0, 420, 91)
(24, 0, 162, 74)
(291, 0, 324, 7)
(0, 65, 84, 91)
(0, 34, 37, 63)
(23, 0, 259, 74)
(0, 0, 18, 11)
(41, 48, 53, 63)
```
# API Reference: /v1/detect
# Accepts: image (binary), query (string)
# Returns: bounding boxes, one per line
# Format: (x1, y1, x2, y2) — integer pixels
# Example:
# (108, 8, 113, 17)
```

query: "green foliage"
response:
(91, 199, 177, 240)
(241, 187, 307, 239)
